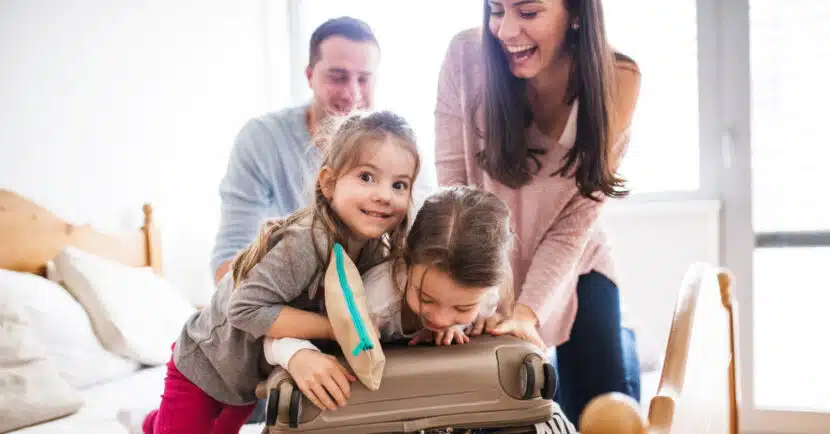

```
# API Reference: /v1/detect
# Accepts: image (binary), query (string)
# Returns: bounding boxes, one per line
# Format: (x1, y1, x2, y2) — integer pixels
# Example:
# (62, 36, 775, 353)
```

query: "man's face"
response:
(306, 36, 380, 116)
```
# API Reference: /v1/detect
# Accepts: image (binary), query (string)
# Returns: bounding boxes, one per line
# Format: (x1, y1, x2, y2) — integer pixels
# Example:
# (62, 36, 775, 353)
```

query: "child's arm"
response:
(227, 226, 331, 341)
(264, 336, 320, 368)
(267, 307, 334, 340)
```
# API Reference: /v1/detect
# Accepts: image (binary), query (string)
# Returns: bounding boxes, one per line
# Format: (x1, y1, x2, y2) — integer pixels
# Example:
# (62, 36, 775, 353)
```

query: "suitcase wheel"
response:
(265, 387, 280, 426)
(288, 387, 303, 428)
(540, 362, 557, 400)
(521, 359, 536, 400)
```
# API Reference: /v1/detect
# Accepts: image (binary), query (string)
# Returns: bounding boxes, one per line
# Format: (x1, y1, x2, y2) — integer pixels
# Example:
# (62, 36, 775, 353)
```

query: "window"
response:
(295, 0, 701, 195)
(753, 248, 830, 412)
(604, 0, 700, 194)
(749, 0, 830, 413)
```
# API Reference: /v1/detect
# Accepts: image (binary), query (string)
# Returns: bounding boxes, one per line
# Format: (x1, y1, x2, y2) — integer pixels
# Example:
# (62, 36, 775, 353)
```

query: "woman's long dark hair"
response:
(476, 0, 636, 200)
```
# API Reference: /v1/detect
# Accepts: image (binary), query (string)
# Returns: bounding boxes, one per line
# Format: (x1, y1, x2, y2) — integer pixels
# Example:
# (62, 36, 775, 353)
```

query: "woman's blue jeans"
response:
(549, 271, 641, 424)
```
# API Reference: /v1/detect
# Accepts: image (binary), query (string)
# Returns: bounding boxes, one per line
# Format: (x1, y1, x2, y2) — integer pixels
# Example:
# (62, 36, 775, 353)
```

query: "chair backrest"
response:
(647, 263, 739, 434)
(579, 263, 740, 434)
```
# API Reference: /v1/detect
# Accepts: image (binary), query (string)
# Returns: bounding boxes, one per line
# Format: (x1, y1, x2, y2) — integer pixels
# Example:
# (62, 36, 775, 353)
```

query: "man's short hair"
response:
(308, 16, 379, 68)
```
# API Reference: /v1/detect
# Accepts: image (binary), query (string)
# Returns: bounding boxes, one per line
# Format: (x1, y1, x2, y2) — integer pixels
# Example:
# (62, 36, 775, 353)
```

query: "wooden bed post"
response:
(142, 203, 163, 275)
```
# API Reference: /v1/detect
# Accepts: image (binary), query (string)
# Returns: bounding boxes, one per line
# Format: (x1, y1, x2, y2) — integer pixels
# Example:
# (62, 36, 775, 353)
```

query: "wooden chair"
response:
(579, 263, 740, 434)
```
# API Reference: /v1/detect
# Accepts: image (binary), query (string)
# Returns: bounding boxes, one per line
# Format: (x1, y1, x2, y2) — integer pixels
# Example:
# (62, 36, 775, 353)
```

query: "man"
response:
(211, 16, 381, 284)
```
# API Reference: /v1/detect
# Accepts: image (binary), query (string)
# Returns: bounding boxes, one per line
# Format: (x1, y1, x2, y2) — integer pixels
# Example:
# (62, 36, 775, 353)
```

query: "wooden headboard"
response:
(0, 189, 162, 276)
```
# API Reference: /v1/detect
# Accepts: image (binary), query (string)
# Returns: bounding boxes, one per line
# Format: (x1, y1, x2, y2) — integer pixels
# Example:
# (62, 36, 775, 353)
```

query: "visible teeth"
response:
(505, 44, 536, 54)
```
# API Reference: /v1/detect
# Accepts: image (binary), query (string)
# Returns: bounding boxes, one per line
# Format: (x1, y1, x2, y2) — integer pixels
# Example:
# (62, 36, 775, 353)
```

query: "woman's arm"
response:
(434, 32, 471, 187)
(226, 226, 332, 341)
(516, 191, 606, 327)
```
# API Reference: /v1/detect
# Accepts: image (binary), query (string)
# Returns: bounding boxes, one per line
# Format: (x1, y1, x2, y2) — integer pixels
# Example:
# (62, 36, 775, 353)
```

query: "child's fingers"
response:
(322, 376, 348, 408)
(408, 329, 429, 346)
(471, 316, 486, 336)
(331, 368, 352, 399)
(336, 363, 357, 383)
(310, 382, 338, 411)
(298, 383, 326, 411)
(438, 329, 446, 345)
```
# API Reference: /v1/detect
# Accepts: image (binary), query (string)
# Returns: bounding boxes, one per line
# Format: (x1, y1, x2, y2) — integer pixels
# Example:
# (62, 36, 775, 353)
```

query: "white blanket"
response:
(11, 366, 264, 434)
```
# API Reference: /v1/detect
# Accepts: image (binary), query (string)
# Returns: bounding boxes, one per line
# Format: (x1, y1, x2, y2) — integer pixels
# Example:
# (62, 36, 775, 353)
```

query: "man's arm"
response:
(211, 118, 276, 283)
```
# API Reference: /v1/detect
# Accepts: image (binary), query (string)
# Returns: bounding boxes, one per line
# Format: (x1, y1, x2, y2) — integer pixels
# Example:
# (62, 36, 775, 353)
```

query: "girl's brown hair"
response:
(231, 110, 421, 286)
(477, 0, 637, 199)
(401, 185, 515, 315)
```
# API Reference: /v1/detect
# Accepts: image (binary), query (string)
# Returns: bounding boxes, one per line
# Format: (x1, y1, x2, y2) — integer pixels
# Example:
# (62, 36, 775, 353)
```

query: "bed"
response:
(0, 189, 266, 434)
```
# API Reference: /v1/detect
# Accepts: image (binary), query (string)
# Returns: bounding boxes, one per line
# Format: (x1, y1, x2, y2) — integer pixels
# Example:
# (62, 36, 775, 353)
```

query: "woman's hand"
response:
(286, 349, 356, 411)
(487, 303, 547, 350)
(407, 325, 470, 346)
(469, 312, 505, 337)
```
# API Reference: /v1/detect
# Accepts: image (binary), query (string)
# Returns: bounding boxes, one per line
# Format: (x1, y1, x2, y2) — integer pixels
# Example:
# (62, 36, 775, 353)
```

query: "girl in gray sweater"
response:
(134, 110, 422, 434)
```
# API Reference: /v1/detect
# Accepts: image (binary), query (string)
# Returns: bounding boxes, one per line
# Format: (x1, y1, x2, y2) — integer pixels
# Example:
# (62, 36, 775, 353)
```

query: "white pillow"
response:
(0, 294, 84, 432)
(0, 269, 140, 389)
(51, 247, 196, 365)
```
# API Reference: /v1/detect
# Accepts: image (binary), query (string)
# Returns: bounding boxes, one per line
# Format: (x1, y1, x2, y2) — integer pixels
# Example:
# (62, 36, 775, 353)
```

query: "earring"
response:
(571, 22, 580, 30)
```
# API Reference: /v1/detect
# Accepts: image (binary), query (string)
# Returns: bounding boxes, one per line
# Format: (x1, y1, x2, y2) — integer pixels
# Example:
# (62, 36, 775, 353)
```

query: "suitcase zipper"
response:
(333, 243, 374, 356)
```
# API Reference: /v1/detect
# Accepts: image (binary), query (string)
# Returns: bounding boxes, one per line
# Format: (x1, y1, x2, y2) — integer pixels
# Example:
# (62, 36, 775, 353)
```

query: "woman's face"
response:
(405, 265, 491, 331)
(488, 0, 572, 79)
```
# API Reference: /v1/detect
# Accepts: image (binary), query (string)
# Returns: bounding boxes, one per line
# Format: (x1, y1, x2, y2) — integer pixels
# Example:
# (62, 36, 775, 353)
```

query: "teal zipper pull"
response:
(333, 243, 374, 356)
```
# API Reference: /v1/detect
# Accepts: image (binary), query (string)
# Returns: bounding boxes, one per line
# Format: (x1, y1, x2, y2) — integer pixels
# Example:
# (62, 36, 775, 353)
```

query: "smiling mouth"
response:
(361, 209, 391, 219)
(505, 44, 538, 63)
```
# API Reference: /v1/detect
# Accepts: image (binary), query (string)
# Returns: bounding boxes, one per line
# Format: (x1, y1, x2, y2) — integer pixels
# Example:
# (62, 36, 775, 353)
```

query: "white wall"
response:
(0, 0, 292, 305)
(602, 199, 722, 361)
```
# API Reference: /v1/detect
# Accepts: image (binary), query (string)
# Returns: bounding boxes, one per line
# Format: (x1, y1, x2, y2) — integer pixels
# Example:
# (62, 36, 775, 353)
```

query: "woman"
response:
(433, 0, 642, 423)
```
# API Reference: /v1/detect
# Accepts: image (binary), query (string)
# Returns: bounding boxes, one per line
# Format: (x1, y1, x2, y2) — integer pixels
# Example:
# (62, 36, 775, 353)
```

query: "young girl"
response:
(264, 185, 517, 412)
(127, 110, 421, 434)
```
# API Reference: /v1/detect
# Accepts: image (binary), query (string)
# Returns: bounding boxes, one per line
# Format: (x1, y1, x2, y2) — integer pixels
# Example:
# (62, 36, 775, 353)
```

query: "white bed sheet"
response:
(11, 364, 663, 434)
(11, 366, 265, 434)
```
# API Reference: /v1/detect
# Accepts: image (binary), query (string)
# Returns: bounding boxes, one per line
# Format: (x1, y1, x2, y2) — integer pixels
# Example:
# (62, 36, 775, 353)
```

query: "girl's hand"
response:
(435, 325, 470, 346)
(487, 304, 547, 351)
(407, 325, 470, 346)
(286, 349, 356, 411)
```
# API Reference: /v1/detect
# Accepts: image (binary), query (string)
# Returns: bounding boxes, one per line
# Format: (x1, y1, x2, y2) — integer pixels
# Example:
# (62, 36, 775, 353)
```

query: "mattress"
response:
(11, 366, 265, 434)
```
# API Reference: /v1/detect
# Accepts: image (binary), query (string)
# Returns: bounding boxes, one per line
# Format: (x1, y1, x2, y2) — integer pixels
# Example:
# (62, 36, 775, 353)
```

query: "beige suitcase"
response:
(255, 335, 566, 433)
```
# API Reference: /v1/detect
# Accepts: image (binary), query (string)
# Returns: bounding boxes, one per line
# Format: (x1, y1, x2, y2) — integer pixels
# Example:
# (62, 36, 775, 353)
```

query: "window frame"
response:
(719, 0, 830, 431)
